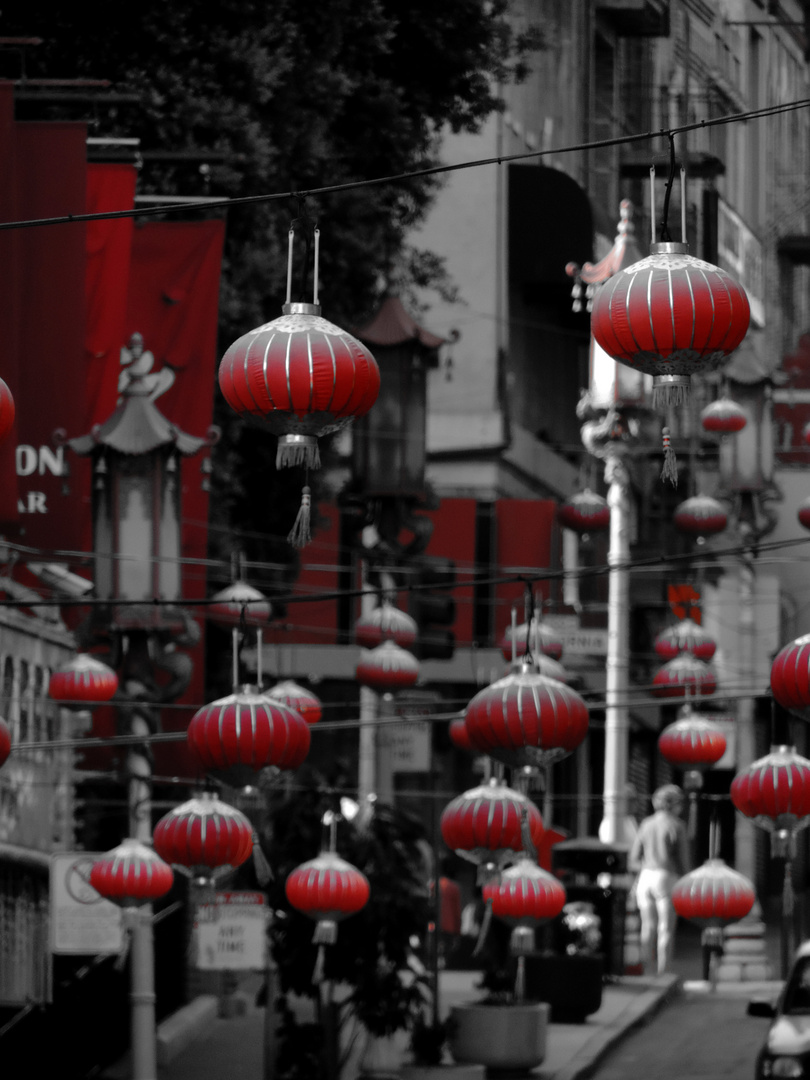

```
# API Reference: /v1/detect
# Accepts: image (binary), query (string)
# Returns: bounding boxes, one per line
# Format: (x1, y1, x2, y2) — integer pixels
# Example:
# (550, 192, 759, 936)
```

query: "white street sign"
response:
(50, 852, 124, 955)
(195, 891, 267, 971)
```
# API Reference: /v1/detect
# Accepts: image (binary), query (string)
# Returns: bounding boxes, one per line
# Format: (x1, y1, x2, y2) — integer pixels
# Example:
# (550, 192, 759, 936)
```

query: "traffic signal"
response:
(410, 555, 457, 660)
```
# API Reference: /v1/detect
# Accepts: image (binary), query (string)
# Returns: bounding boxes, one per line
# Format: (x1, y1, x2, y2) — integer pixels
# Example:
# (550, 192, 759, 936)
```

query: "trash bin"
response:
(551, 838, 628, 978)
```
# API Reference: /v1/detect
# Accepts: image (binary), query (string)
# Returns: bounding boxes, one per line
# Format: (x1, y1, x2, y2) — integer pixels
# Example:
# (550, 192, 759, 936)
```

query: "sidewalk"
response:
(103, 922, 785, 1080)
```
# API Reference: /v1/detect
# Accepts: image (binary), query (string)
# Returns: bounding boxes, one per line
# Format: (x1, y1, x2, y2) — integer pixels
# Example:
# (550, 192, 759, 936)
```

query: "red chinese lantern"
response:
(265, 679, 322, 725)
(286, 847, 370, 980)
(557, 489, 610, 536)
(652, 654, 716, 699)
(798, 499, 810, 532)
(730, 745, 810, 836)
(48, 654, 118, 705)
(483, 857, 567, 973)
(673, 494, 728, 540)
(0, 718, 10, 768)
(187, 686, 311, 785)
(500, 619, 563, 663)
(440, 779, 545, 874)
(654, 618, 716, 662)
(463, 664, 589, 769)
(219, 305, 379, 466)
(153, 794, 255, 878)
(208, 581, 272, 628)
(700, 397, 747, 435)
(802, 420, 810, 446)
(449, 716, 473, 752)
(0, 378, 15, 444)
(771, 634, 810, 717)
(89, 838, 174, 907)
(672, 859, 755, 927)
(355, 601, 417, 651)
(658, 708, 727, 771)
(355, 640, 419, 692)
(590, 242, 750, 410)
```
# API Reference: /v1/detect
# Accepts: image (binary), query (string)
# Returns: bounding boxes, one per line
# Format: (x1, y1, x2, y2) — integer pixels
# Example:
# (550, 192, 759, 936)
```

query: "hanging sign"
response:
(195, 891, 267, 970)
(667, 584, 701, 623)
(50, 852, 124, 955)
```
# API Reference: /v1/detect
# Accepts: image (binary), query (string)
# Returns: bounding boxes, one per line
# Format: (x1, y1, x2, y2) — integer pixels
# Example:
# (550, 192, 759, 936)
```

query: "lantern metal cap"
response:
(650, 241, 689, 255)
(282, 301, 322, 316)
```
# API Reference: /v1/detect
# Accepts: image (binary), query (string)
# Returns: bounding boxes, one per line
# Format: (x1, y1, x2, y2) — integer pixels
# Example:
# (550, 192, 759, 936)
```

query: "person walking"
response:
(629, 784, 689, 975)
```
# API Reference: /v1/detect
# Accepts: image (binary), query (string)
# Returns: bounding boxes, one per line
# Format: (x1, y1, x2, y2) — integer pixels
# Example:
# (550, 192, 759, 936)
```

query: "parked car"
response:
(748, 941, 810, 1078)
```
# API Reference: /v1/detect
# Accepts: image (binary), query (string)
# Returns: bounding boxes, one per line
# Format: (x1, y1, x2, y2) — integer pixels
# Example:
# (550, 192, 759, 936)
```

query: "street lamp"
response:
(60, 336, 216, 1080)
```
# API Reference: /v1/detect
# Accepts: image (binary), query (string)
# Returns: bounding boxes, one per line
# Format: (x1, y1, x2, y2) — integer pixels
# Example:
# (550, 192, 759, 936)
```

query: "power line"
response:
(1, 97, 809, 233)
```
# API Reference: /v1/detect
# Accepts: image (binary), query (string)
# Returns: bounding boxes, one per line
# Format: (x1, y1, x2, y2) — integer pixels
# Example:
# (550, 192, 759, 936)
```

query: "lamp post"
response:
(715, 372, 779, 882)
(348, 295, 445, 804)
(61, 335, 215, 1080)
(567, 201, 656, 842)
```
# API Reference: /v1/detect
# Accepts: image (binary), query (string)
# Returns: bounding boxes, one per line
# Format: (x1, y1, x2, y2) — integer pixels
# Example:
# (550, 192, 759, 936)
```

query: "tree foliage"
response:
(2, 0, 541, 565)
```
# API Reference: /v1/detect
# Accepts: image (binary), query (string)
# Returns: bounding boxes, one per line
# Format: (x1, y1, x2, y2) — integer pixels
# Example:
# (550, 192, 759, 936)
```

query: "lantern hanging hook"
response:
(521, 579, 534, 664)
(286, 197, 320, 308)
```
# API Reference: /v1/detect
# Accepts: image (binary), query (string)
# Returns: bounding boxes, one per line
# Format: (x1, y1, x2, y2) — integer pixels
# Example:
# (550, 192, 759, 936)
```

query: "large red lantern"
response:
(440, 779, 545, 873)
(657, 708, 727, 772)
(673, 494, 728, 540)
(484, 857, 567, 982)
(0, 718, 11, 769)
(463, 663, 589, 769)
(0, 378, 15, 444)
(218, 302, 379, 468)
(652, 654, 716, 699)
(671, 859, 755, 927)
(265, 679, 323, 725)
(557, 489, 610, 536)
(89, 838, 174, 907)
(730, 745, 810, 837)
(355, 601, 417, 651)
(209, 581, 272, 628)
(500, 619, 563, 663)
(654, 618, 716, 662)
(355, 640, 419, 692)
(48, 653, 118, 705)
(286, 847, 370, 980)
(153, 794, 255, 878)
(770, 634, 810, 718)
(590, 242, 750, 410)
(700, 397, 747, 435)
(187, 686, 311, 786)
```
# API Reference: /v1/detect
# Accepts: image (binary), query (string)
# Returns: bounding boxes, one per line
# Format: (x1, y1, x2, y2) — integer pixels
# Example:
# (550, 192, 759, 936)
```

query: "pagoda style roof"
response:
(355, 295, 446, 350)
(64, 382, 210, 457)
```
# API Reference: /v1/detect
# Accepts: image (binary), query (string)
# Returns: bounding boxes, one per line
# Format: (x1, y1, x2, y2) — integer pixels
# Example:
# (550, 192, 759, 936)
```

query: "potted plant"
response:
(258, 765, 434, 1079)
(398, 1014, 484, 1079)
(445, 855, 563, 1077)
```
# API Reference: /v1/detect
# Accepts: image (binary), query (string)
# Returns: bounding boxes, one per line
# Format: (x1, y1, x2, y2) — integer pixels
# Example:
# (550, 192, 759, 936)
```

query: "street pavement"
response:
(102, 922, 785, 1079)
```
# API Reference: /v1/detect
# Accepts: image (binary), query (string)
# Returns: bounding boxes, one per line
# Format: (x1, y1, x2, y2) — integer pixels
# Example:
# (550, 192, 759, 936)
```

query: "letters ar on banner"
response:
(195, 891, 267, 971)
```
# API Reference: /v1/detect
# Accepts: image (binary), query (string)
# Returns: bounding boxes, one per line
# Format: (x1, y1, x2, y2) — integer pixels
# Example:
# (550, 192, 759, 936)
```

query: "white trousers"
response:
(635, 868, 678, 975)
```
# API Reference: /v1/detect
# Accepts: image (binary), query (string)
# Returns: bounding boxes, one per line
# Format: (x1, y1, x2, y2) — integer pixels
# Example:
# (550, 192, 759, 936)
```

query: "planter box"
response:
(448, 1002, 549, 1074)
(523, 953, 604, 1023)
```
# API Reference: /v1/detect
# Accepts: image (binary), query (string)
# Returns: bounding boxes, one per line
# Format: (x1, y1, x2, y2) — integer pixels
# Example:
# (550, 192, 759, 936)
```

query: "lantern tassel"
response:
(252, 832, 273, 886)
(653, 377, 690, 411)
(660, 427, 679, 486)
(313, 919, 338, 946)
(312, 943, 326, 985)
(514, 955, 526, 1003)
(288, 485, 312, 548)
(276, 437, 321, 470)
(472, 898, 493, 957)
